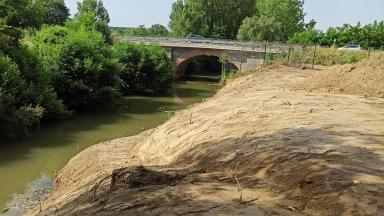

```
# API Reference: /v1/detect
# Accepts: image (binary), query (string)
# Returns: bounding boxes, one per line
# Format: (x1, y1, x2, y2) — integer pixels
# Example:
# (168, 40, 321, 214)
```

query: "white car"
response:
(338, 44, 362, 51)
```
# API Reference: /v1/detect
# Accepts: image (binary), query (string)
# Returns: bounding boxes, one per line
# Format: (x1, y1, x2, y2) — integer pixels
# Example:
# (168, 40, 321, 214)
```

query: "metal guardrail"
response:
(119, 36, 297, 53)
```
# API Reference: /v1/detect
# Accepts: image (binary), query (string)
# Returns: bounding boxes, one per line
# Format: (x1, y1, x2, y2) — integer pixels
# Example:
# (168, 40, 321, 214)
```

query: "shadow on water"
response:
(174, 87, 214, 99)
(0, 112, 128, 164)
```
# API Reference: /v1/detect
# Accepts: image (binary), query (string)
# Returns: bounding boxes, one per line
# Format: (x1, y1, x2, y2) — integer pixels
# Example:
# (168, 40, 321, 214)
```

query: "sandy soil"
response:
(298, 54, 384, 98)
(25, 65, 384, 216)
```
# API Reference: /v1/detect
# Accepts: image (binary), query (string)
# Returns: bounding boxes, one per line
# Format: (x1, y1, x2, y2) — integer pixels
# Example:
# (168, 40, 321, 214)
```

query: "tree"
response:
(237, 15, 281, 42)
(76, 0, 110, 23)
(255, 0, 305, 41)
(111, 24, 169, 37)
(289, 29, 323, 45)
(38, 0, 69, 26)
(0, 0, 44, 28)
(169, 0, 185, 37)
(0, 0, 69, 28)
(237, 0, 306, 42)
(131, 25, 149, 36)
(148, 24, 169, 37)
(32, 25, 121, 111)
(305, 19, 317, 30)
(0, 55, 31, 139)
(0, 24, 67, 140)
(169, 0, 256, 39)
(113, 42, 174, 94)
(75, 0, 112, 43)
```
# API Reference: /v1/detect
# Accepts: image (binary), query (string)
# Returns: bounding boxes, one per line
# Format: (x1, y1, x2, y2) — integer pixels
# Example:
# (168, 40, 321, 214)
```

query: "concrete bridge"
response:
(120, 36, 288, 77)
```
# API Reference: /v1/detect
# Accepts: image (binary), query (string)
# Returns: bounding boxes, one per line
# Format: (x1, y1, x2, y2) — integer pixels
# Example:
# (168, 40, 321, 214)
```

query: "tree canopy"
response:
(289, 21, 384, 49)
(237, 0, 305, 42)
(237, 15, 281, 42)
(169, 0, 256, 39)
(0, 0, 69, 28)
(75, 0, 112, 43)
(111, 24, 169, 37)
(168, 0, 306, 41)
(0, 0, 176, 140)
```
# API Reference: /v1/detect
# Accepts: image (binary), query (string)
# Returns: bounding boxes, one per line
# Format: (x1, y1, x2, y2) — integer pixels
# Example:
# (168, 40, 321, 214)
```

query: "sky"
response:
(64, 0, 384, 30)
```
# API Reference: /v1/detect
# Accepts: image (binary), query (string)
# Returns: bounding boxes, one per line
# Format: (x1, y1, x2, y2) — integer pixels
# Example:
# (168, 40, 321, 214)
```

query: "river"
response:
(0, 81, 218, 212)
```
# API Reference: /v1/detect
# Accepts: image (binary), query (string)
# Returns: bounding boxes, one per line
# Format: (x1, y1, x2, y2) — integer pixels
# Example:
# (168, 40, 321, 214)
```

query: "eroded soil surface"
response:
(26, 65, 384, 216)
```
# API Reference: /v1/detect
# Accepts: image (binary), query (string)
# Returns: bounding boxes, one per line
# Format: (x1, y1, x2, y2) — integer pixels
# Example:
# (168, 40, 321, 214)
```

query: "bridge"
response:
(120, 36, 288, 78)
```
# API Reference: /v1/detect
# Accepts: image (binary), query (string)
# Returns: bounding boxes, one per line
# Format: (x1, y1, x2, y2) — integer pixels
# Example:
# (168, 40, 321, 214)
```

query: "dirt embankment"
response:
(297, 54, 384, 98)
(26, 63, 384, 216)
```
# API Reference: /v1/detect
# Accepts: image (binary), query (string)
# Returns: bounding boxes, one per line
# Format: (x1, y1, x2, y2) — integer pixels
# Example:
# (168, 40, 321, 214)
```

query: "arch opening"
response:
(177, 55, 239, 81)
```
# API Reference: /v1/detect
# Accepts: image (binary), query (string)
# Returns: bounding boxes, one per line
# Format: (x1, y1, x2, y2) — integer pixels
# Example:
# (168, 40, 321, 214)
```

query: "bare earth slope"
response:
(298, 54, 384, 98)
(27, 66, 384, 216)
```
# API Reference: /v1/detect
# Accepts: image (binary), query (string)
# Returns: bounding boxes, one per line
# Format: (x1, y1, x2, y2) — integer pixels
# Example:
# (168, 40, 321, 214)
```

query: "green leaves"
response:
(112, 24, 169, 37)
(0, 55, 43, 139)
(290, 21, 384, 50)
(74, 0, 111, 43)
(169, 0, 305, 41)
(237, 15, 282, 42)
(33, 25, 121, 111)
(1, 0, 69, 28)
(238, 0, 305, 42)
(169, 0, 256, 39)
(289, 29, 323, 45)
(113, 42, 174, 94)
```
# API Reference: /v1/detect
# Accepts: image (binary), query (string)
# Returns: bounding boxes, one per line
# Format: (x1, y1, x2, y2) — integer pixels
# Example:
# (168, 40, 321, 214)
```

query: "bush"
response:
(0, 25, 67, 140)
(289, 21, 384, 50)
(113, 42, 174, 94)
(289, 29, 323, 45)
(32, 25, 122, 111)
(270, 46, 369, 66)
(0, 55, 44, 139)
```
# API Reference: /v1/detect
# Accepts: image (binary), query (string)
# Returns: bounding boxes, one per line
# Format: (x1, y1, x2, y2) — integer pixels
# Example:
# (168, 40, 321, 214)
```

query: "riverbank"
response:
(0, 81, 218, 215)
(26, 63, 384, 215)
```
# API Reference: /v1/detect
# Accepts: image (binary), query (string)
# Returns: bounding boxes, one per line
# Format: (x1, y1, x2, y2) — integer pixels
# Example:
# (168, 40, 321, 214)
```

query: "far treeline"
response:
(0, 0, 174, 140)
(117, 0, 384, 50)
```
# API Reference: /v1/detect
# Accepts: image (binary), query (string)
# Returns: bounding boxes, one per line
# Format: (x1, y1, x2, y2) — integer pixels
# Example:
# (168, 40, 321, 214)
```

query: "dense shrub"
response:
(32, 25, 122, 111)
(1, 1, 178, 140)
(0, 25, 67, 140)
(0, 0, 69, 28)
(113, 42, 174, 94)
(289, 29, 323, 45)
(0, 55, 45, 140)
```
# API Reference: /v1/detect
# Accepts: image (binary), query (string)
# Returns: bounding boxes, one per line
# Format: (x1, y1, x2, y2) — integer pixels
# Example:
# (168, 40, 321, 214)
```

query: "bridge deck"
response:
(120, 36, 291, 53)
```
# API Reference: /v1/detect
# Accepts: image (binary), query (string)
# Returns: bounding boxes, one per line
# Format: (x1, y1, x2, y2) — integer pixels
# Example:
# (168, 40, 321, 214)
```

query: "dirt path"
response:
(26, 66, 384, 216)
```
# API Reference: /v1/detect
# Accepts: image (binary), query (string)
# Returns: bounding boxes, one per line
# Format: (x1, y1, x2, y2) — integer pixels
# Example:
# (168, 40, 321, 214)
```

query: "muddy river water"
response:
(0, 81, 218, 212)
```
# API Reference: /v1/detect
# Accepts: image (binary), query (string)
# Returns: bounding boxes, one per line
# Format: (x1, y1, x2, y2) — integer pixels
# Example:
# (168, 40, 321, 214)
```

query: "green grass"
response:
(269, 46, 375, 66)
(219, 71, 239, 86)
(218, 47, 383, 87)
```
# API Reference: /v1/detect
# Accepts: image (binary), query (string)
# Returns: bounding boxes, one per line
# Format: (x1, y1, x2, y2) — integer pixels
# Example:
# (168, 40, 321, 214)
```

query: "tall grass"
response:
(219, 46, 381, 87)
(269, 46, 372, 67)
(219, 70, 246, 87)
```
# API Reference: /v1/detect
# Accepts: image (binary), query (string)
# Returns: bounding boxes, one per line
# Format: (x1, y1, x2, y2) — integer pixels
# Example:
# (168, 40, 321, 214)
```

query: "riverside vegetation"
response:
(0, 0, 173, 141)
(2, 0, 383, 141)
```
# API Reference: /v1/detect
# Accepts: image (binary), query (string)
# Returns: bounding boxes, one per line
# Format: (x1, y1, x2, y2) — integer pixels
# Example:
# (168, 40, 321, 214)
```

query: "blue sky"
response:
(64, 0, 384, 30)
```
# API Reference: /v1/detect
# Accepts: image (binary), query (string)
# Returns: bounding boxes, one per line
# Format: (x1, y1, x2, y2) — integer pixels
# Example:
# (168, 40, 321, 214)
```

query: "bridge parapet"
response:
(120, 36, 296, 53)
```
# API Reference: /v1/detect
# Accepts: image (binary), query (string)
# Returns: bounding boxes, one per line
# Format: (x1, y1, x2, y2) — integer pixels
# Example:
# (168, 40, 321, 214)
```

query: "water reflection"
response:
(0, 81, 218, 211)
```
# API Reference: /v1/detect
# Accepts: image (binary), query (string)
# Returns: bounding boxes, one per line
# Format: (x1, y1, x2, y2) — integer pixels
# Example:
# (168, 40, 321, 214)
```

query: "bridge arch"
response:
(175, 49, 241, 78)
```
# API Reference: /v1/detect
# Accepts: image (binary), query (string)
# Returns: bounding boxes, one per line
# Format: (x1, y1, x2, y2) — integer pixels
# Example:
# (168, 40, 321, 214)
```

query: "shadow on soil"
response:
(35, 127, 384, 216)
